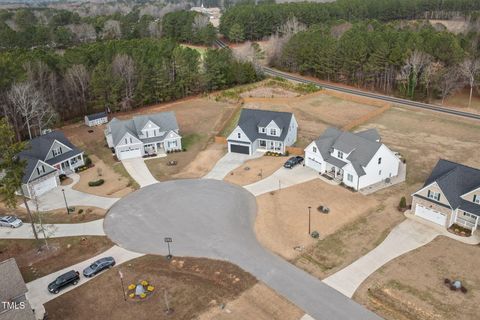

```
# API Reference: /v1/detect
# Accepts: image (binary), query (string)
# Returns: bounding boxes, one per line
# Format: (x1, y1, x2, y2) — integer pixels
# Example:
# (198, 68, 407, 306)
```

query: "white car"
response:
(0, 216, 23, 228)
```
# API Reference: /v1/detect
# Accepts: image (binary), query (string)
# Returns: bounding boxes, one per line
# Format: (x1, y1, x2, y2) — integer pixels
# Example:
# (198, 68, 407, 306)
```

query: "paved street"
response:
(104, 180, 381, 320)
(203, 151, 262, 180)
(323, 219, 439, 297)
(0, 219, 105, 239)
(121, 158, 158, 187)
(244, 165, 319, 196)
(22, 174, 119, 211)
(26, 246, 143, 319)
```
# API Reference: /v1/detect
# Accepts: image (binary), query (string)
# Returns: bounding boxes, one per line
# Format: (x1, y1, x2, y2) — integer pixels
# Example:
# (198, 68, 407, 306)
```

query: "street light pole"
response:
(164, 237, 173, 260)
(308, 206, 312, 235)
(62, 189, 69, 215)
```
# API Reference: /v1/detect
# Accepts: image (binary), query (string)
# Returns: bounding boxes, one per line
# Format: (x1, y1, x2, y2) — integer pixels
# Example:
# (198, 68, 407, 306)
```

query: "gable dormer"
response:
(265, 120, 281, 137)
(29, 160, 56, 182)
(140, 120, 161, 138)
(45, 140, 72, 161)
(461, 187, 480, 205)
(330, 148, 353, 161)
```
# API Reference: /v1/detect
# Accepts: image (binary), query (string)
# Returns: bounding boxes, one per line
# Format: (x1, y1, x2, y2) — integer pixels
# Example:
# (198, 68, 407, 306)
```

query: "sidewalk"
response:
(0, 219, 105, 239)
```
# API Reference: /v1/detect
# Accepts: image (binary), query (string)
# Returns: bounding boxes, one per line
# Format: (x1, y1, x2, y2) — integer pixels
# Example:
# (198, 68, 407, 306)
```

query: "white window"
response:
(129, 138, 133, 143)
(463, 212, 476, 219)
(260, 127, 265, 133)
(337, 151, 343, 159)
(474, 195, 480, 204)
(347, 173, 353, 182)
(270, 128, 277, 136)
(427, 190, 441, 201)
(146, 131, 149, 138)
(379, 170, 382, 175)
(237, 132, 241, 139)
(378, 157, 382, 164)
(312, 146, 317, 153)
(52, 147, 63, 157)
(125, 138, 128, 144)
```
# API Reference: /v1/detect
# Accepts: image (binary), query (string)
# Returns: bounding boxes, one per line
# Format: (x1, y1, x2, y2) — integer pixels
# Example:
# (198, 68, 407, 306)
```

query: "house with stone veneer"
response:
(411, 159, 480, 232)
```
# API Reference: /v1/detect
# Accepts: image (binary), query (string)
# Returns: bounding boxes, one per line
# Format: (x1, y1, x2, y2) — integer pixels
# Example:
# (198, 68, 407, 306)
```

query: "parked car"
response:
(48, 270, 80, 294)
(284, 156, 304, 169)
(83, 257, 116, 278)
(0, 216, 23, 228)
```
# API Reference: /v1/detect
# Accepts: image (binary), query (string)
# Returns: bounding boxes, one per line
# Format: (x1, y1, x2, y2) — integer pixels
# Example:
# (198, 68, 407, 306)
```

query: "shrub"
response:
(399, 196, 407, 209)
(284, 150, 289, 156)
(460, 286, 468, 294)
(444, 278, 451, 285)
(310, 231, 320, 239)
(84, 156, 92, 167)
(88, 179, 105, 187)
(78, 209, 84, 214)
(59, 174, 67, 181)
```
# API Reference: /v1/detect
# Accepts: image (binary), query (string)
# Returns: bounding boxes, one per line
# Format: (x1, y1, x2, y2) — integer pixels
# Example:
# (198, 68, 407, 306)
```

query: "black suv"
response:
(48, 270, 80, 294)
(284, 156, 304, 169)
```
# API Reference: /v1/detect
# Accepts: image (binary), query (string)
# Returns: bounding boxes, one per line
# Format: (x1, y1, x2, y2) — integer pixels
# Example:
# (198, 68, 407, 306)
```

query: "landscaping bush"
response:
(84, 156, 92, 167)
(59, 174, 67, 181)
(310, 231, 320, 239)
(461, 286, 468, 294)
(398, 196, 407, 211)
(88, 179, 105, 187)
(78, 209, 84, 214)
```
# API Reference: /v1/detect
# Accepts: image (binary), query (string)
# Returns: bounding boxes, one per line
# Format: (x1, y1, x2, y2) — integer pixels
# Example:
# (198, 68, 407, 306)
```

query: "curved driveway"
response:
(104, 179, 380, 320)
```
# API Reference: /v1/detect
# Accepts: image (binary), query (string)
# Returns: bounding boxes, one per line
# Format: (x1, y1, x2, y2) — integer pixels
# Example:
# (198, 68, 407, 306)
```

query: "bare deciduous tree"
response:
(400, 50, 432, 98)
(266, 16, 306, 67)
(102, 20, 122, 40)
(192, 14, 209, 31)
(435, 67, 463, 104)
(65, 64, 90, 114)
(113, 54, 137, 103)
(459, 57, 480, 108)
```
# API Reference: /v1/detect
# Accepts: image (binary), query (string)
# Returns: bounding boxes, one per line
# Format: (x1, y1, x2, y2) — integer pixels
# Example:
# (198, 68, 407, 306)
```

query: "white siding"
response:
(341, 163, 359, 189)
(304, 141, 325, 172)
(284, 116, 298, 147)
(227, 126, 251, 143)
(358, 144, 400, 189)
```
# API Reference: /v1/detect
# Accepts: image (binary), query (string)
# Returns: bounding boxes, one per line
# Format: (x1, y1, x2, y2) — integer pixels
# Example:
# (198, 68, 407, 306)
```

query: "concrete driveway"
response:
(26, 245, 143, 319)
(121, 158, 158, 188)
(323, 219, 440, 297)
(0, 219, 105, 239)
(244, 165, 319, 196)
(23, 174, 119, 211)
(203, 152, 263, 180)
(104, 180, 380, 320)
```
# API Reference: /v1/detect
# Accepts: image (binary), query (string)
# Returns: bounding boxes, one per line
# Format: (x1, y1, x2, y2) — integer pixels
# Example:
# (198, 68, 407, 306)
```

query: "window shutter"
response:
(427, 190, 431, 198)
(473, 195, 477, 203)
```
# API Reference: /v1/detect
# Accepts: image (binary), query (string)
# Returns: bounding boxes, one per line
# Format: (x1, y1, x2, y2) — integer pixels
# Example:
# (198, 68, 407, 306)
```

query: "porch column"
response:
(474, 217, 478, 232)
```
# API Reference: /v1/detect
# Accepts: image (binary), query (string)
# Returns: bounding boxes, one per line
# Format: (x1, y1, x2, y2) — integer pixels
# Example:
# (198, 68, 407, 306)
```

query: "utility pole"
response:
(164, 237, 173, 260)
(62, 189, 69, 214)
(308, 206, 312, 235)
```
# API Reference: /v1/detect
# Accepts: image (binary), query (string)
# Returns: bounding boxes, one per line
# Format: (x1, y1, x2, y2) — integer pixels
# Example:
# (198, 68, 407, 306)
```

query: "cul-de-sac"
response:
(1, 1, 480, 320)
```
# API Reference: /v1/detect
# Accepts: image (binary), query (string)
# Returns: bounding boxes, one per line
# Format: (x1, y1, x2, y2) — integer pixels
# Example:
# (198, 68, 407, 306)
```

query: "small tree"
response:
(399, 196, 407, 210)
(229, 23, 245, 43)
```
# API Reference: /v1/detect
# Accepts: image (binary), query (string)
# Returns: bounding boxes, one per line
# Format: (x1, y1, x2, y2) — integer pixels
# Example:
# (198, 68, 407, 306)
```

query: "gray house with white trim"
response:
(18, 131, 84, 198)
(227, 109, 298, 155)
(105, 111, 182, 160)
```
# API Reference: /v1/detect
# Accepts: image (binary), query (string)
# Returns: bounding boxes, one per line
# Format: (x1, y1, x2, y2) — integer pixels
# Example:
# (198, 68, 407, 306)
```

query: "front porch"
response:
(55, 154, 84, 175)
(144, 141, 164, 155)
(323, 164, 343, 182)
(257, 139, 284, 153)
(452, 211, 479, 233)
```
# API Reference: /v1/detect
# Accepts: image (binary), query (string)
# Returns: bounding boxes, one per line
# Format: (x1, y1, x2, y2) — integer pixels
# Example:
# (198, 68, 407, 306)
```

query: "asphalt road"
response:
(104, 179, 381, 320)
(214, 39, 480, 122)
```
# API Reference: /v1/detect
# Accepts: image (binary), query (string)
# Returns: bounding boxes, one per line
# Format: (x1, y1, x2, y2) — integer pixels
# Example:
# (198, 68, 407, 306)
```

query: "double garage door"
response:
(305, 156, 322, 172)
(118, 147, 142, 160)
(32, 176, 58, 197)
(229, 143, 250, 155)
(414, 204, 447, 226)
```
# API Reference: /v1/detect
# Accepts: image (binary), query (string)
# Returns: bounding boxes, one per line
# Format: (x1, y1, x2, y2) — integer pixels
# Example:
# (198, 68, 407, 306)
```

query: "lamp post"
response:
(164, 237, 173, 260)
(308, 206, 312, 235)
(62, 189, 69, 215)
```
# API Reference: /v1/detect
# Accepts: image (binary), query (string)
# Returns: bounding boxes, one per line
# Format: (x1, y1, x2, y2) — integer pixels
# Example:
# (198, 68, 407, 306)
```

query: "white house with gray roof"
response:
(304, 127, 401, 190)
(227, 109, 298, 155)
(105, 111, 182, 160)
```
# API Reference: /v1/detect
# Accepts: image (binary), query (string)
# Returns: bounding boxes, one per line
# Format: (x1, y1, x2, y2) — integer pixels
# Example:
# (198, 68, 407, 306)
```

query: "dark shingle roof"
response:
(423, 159, 480, 216)
(86, 111, 108, 121)
(18, 131, 83, 183)
(0, 258, 28, 302)
(235, 109, 293, 142)
(314, 127, 382, 176)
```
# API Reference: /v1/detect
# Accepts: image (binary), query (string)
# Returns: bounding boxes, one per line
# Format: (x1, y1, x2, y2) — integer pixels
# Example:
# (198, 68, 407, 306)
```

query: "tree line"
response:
(0, 38, 260, 141)
(220, 0, 480, 41)
(275, 20, 479, 104)
(0, 6, 216, 50)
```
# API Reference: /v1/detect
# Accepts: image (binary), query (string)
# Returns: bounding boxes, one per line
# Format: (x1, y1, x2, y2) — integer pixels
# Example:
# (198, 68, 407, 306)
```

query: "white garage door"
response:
(306, 156, 322, 172)
(415, 204, 446, 226)
(32, 176, 58, 197)
(119, 148, 142, 160)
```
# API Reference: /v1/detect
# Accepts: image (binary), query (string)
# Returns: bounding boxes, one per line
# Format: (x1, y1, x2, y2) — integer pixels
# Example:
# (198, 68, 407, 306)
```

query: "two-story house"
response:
(105, 111, 182, 160)
(227, 108, 298, 155)
(304, 127, 401, 190)
(18, 131, 84, 198)
(411, 159, 480, 232)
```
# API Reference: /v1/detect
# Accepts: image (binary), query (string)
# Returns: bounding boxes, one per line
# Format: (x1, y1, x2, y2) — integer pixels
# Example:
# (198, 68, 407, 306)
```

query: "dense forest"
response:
(275, 20, 479, 102)
(220, 0, 480, 40)
(0, 39, 259, 140)
(0, 6, 215, 49)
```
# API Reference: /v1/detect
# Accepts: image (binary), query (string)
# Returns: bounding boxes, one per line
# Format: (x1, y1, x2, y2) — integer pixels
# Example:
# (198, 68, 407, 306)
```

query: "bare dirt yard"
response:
(0, 236, 113, 282)
(73, 155, 134, 198)
(45, 255, 258, 320)
(224, 155, 287, 186)
(171, 143, 226, 180)
(242, 92, 378, 147)
(255, 179, 379, 260)
(357, 106, 480, 185)
(10, 206, 105, 224)
(143, 98, 236, 181)
(198, 283, 304, 320)
(354, 236, 480, 320)
(291, 183, 417, 279)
